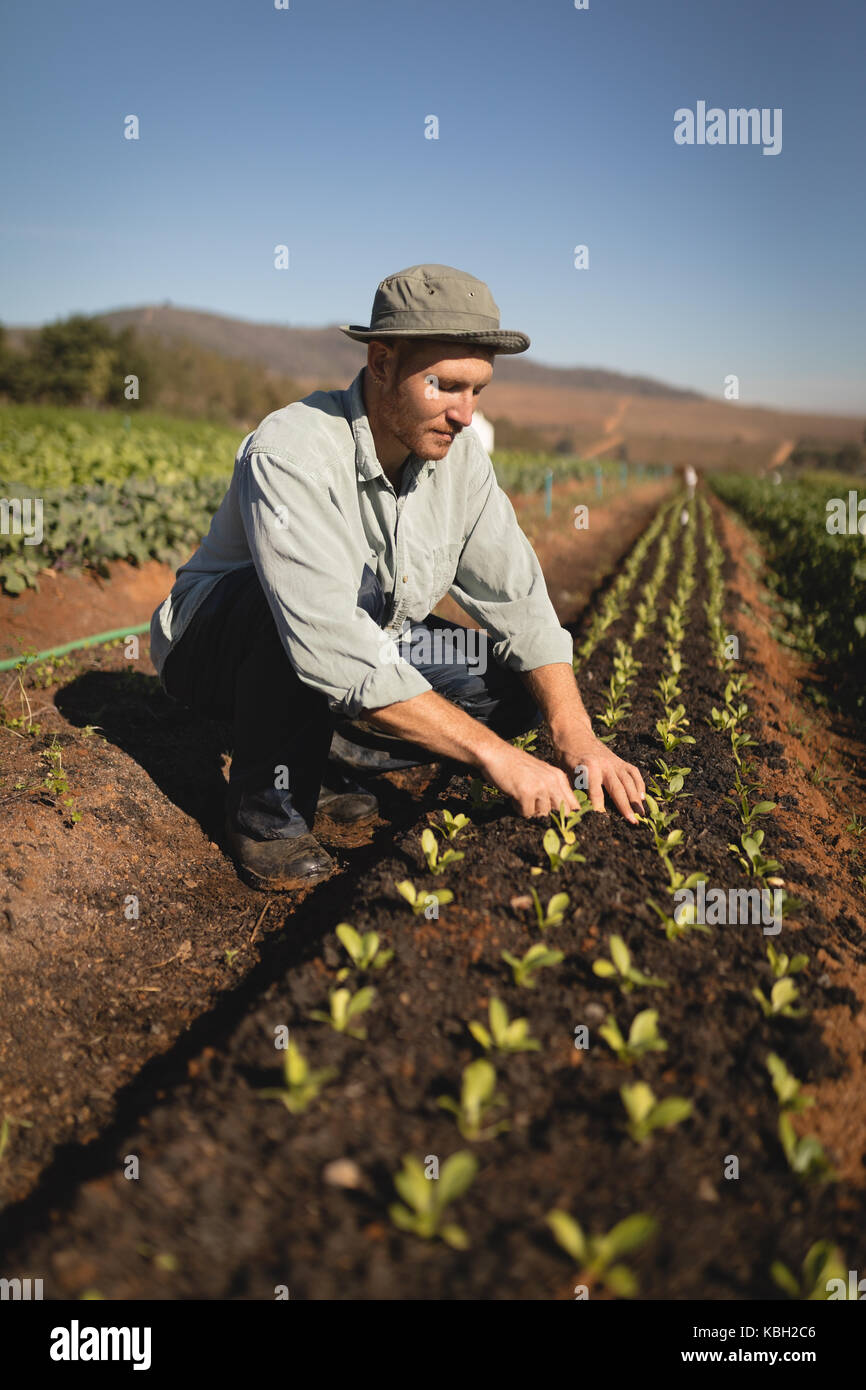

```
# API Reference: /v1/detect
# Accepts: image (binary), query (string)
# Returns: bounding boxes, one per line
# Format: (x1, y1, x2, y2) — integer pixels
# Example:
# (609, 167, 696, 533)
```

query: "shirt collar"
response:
(343, 368, 436, 485)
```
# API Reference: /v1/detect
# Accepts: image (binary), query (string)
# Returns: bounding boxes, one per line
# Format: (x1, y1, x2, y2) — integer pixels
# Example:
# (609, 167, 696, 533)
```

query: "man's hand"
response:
(480, 743, 581, 819)
(519, 663, 646, 825)
(556, 735, 646, 825)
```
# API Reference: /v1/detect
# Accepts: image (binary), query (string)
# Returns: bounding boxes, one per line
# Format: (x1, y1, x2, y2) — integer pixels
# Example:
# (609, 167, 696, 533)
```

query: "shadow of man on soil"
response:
(56, 667, 236, 845)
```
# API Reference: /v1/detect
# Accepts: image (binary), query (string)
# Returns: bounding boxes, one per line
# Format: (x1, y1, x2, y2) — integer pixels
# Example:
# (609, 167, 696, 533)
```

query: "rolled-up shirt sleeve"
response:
(237, 450, 432, 717)
(448, 450, 574, 670)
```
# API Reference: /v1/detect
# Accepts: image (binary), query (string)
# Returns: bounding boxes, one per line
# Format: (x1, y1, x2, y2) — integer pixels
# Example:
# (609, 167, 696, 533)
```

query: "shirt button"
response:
(402, 574, 408, 583)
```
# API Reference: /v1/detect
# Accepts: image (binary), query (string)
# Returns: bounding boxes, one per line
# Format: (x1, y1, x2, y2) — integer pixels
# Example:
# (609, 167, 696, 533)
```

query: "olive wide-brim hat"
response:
(339, 263, 530, 354)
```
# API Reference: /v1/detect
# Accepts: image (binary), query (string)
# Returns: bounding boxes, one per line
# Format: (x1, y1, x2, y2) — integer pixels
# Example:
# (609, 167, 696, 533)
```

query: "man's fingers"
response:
(622, 760, 645, 802)
(606, 772, 638, 824)
(587, 766, 605, 814)
(553, 771, 580, 813)
(624, 766, 645, 808)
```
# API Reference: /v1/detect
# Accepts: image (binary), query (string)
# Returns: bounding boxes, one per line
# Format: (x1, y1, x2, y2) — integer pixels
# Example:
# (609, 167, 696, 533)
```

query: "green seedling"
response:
(620, 1081, 693, 1144)
(752, 977, 806, 1020)
(809, 750, 841, 790)
(437, 1059, 510, 1141)
(730, 729, 759, 765)
(597, 673, 633, 739)
(530, 885, 570, 929)
(661, 861, 707, 898)
(637, 794, 683, 857)
(771, 1241, 847, 1300)
(647, 896, 711, 941)
(0, 650, 43, 737)
(41, 736, 82, 823)
(724, 786, 777, 829)
(550, 797, 588, 844)
(709, 674, 751, 725)
(308, 986, 376, 1040)
(259, 1040, 337, 1114)
(731, 758, 764, 799)
(395, 880, 454, 916)
(592, 934, 669, 994)
(389, 1151, 478, 1249)
(655, 704, 695, 752)
(502, 942, 564, 989)
(611, 638, 642, 685)
(845, 812, 865, 838)
(542, 828, 585, 871)
(546, 1209, 656, 1298)
(0, 1113, 33, 1164)
(728, 829, 782, 880)
(648, 760, 692, 802)
(420, 827, 465, 876)
(766, 942, 808, 980)
(511, 728, 538, 753)
(766, 1053, 814, 1113)
(468, 997, 541, 1054)
(431, 810, 471, 841)
(655, 671, 682, 707)
(223, 948, 240, 967)
(598, 1009, 667, 1064)
(778, 1113, 835, 1182)
(724, 672, 751, 701)
(335, 922, 393, 977)
(469, 776, 505, 807)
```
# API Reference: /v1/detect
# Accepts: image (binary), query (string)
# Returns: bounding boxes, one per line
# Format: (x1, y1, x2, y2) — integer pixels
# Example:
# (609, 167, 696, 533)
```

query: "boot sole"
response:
(233, 858, 336, 894)
(223, 819, 337, 893)
(315, 803, 379, 825)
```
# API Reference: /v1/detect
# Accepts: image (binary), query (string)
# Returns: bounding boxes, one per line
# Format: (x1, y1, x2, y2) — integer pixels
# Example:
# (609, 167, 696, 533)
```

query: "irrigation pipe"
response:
(0, 621, 152, 673)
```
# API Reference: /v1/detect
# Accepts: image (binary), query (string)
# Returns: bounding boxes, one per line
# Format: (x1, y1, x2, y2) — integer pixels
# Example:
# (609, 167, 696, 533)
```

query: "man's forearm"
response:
(360, 688, 509, 772)
(520, 662, 594, 744)
(360, 663, 593, 772)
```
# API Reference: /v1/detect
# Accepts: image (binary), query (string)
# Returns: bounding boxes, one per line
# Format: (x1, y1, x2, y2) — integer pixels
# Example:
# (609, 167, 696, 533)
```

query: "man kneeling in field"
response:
(150, 263, 645, 892)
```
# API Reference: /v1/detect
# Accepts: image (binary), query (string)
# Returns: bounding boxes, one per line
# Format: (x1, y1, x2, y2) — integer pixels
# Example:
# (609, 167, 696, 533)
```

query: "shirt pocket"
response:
(430, 542, 462, 605)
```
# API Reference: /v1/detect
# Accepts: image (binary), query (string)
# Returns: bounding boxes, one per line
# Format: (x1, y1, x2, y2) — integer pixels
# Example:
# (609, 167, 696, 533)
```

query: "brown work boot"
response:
(315, 768, 379, 824)
(223, 814, 335, 892)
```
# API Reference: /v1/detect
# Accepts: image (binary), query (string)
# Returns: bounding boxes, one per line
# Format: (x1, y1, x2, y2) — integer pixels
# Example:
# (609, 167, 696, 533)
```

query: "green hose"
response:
(0, 621, 152, 672)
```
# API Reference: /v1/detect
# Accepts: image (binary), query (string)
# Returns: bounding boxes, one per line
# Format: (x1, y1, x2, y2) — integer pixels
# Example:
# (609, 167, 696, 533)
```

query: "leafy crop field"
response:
(0, 406, 649, 597)
(2, 487, 863, 1301)
(491, 448, 662, 495)
(0, 404, 237, 594)
(711, 472, 866, 706)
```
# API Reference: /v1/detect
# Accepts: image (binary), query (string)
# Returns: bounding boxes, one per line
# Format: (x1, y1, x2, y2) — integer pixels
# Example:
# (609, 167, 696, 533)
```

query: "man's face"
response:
(373, 340, 495, 461)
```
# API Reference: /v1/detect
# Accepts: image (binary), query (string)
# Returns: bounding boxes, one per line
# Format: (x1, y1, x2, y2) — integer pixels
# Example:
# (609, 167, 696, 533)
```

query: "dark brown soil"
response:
(1, 491, 864, 1300)
(0, 480, 672, 1215)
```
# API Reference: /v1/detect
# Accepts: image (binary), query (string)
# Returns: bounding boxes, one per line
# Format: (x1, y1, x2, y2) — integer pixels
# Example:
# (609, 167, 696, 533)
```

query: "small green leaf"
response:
(546, 1210, 587, 1264)
(610, 935, 631, 975)
(437, 1150, 479, 1207)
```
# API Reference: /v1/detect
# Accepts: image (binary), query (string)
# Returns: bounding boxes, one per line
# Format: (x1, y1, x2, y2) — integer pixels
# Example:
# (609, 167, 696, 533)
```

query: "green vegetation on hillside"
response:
(0, 315, 302, 426)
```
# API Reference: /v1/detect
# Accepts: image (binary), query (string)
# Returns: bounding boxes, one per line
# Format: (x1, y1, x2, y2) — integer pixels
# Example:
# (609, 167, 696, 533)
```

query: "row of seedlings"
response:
(698, 493, 847, 1293)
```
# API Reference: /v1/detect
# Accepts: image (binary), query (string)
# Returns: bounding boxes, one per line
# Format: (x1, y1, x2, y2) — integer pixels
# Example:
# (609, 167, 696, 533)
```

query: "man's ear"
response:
(368, 338, 401, 386)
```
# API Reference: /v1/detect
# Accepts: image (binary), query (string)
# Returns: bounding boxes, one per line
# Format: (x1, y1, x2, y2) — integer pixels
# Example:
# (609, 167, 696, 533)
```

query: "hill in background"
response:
(5, 303, 863, 471)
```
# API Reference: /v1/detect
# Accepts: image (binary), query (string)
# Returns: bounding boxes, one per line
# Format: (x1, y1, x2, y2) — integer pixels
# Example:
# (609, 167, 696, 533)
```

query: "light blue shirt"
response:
(150, 367, 573, 717)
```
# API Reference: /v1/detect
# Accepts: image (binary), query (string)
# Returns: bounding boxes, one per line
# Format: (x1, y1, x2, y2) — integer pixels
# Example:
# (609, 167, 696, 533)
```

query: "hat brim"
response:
(339, 325, 530, 355)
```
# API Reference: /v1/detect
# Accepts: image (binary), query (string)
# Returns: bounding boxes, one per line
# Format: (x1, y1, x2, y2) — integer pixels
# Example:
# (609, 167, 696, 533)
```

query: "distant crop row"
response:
(491, 449, 665, 495)
(710, 473, 866, 692)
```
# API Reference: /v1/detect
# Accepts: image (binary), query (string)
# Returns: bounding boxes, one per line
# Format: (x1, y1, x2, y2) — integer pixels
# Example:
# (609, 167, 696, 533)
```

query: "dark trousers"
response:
(160, 563, 541, 839)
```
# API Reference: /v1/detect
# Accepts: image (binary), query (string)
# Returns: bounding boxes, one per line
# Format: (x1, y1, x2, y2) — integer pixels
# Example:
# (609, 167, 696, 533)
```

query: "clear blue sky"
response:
(2, 0, 864, 413)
